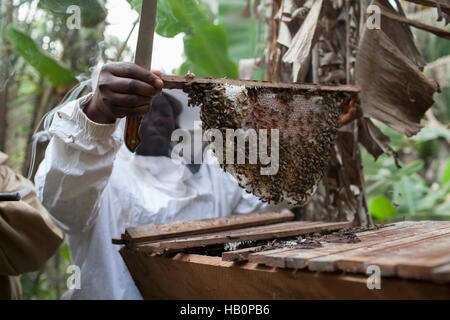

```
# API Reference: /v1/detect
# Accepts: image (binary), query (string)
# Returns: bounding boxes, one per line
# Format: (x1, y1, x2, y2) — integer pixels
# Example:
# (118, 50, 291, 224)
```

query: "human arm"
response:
(0, 157, 63, 275)
(34, 62, 163, 233)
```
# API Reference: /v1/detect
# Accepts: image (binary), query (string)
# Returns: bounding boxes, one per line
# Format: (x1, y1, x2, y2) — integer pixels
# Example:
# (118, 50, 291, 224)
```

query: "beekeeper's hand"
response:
(83, 62, 163, 124)
(338, 95, 361, 127)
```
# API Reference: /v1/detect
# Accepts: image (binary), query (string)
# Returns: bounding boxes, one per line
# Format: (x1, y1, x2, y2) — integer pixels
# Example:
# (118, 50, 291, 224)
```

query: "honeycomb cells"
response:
(184, 82, 343, 206)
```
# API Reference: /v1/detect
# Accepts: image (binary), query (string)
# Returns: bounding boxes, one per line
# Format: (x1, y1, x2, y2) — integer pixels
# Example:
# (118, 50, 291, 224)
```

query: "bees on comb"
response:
(183, 82, 344, 206)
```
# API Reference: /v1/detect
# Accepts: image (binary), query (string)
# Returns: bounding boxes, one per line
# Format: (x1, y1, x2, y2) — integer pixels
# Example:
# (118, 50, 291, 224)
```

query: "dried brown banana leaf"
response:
(356, 26, 440, 136)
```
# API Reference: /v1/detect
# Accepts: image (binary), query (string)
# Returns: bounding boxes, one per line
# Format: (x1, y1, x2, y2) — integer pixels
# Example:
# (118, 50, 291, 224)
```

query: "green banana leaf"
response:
(369, 195, 398, 220)
(184, 24, 238, 78)
(38, 0, 106, 28)
(442, 159, 450, 186)
(218, 0, 265, 80)
(6, 28, 76, 85)
(366, 160, 424, 198)
(128, 0, 238, 78)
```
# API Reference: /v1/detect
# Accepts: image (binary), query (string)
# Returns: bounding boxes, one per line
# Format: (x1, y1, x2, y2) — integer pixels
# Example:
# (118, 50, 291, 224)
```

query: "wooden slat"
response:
(136, 221, 352, 254)
(124, 210, 294, 244)
(247, 221, 422, 267)
(121, 249, 450, 299)
(336, 232, 450, 279)
(222, 223, 398, 263)
(432, 263, 450, 283)
(161, 75, 361, 93)
(319, 222, 450, 274)
(222, 246, 265, 262)
(248, 221, 450, 274)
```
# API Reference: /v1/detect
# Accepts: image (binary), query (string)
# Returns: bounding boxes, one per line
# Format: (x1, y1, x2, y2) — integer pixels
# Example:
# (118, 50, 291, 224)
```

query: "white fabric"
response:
(34, 96, 269, 300)
(165, 88, 201, 131)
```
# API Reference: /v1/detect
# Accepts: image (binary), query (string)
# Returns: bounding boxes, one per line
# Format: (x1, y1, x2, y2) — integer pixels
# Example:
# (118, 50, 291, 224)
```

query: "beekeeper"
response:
(1, 152, 63, 299)
(34, 62, 274, 300)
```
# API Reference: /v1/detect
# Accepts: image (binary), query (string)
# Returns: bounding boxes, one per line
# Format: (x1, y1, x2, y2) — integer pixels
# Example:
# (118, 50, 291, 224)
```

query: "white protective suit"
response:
(34, 93, 270, 300)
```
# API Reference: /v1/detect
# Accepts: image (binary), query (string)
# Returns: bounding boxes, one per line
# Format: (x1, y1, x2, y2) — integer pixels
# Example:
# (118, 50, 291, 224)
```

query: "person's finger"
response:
(338, 115, 349, 126)
(102, 78, 159, 97)
(338, 107, 357, 126)
(152, 70, 163, 77)
(109, 104, 151, 118)
(105, 62, 164, 90)
(103, 91, 152, 108)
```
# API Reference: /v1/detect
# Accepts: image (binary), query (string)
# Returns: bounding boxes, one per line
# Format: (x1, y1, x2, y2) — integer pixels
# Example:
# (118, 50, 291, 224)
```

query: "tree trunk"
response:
(0, 0, 13, 152)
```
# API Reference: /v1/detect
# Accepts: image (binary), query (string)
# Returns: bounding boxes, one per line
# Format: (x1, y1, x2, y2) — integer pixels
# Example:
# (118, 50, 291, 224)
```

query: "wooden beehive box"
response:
(117, 211, 450, 299)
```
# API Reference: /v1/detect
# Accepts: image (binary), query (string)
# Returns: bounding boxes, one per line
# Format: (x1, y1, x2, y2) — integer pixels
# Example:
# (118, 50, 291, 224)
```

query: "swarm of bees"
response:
(184, 82, 345, 206)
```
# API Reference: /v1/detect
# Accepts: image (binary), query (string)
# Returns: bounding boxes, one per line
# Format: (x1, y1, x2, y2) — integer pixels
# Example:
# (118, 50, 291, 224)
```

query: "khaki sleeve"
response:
(0, 162, 63, 276)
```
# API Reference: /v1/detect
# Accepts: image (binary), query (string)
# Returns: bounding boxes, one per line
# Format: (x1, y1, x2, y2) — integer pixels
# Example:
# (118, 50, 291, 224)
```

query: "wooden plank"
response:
(337, 232, 450, 280)
(222, 246, 265, 262)
(120, 249, 450, 299)
(136, 221, 349, 253)
(297, 222, 450, 272)
(322, 222, 450, 274)
(247, 221, 424, 267)
(124, 0, 158, 152)
(432, 263, 450, 283)
(161, 75, 361, 93)
(124, 210, 294, 244)
(136, 221, 352, 254)
(249, 221, 450, 273)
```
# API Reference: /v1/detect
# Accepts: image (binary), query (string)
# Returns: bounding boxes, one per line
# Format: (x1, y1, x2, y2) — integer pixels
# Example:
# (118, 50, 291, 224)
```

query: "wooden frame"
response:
(120, 249, 450, 300)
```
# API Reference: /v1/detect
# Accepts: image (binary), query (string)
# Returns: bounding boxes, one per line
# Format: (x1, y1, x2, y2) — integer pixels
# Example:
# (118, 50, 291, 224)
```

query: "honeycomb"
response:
(184, 82, 345, 206)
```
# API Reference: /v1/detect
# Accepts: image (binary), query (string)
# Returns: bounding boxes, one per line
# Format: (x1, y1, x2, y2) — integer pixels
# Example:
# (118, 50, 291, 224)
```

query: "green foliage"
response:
(218, 0, 259, 61)
(167, 0, 210, 35)
(432, 88, 450, 124)
(364, 122, 450, 220)
(365, 154, 449, 218)
(20, 242, 71, 300)
(155, 0, 189, 37)
(442, 160, 450, 186)
(436, 199, 450, 216)
(218, 0, 266, 79)
(369, 195, 398, 220)
(410, 126, 450, 141)
(126, 0, 143, 13)
(392, 175, 425, 214)
(366, 159, 424, 198)
(5, 27, 76, 85)
(128, 0, 238, 78)
(415, 27, 450, 63)
(38, 0, 106, 28)
(59, 242, 71, 264)
(184, 24, 238, 78)
(416, 25, 450, 124)
(130, 0, 209, 37)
